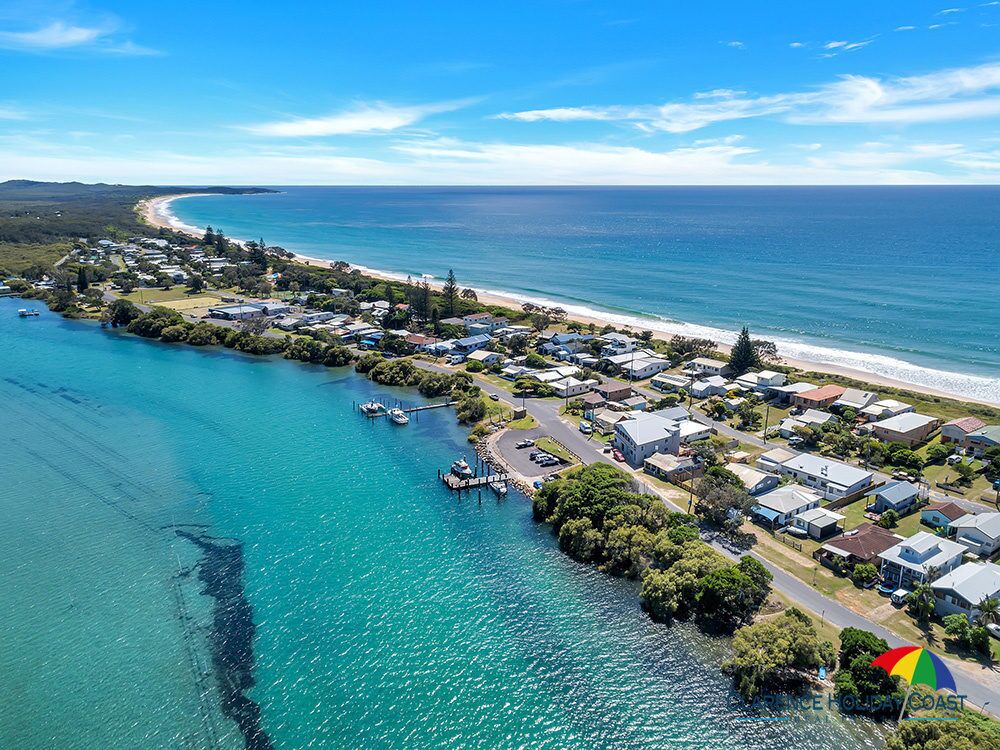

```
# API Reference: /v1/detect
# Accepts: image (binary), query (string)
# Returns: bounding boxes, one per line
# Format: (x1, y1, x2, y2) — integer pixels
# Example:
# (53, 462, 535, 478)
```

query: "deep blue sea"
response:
(165, 186, 1000, 403)
(0, 297, 885, 749)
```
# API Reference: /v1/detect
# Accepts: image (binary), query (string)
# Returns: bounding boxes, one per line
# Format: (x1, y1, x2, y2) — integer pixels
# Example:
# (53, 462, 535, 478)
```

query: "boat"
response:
(489, 480, 508, 497)
(450, 458, 474, 479)
(359, 401, 385, 415)
(388, 408, 409, 425)
(17, 308, 39, 317)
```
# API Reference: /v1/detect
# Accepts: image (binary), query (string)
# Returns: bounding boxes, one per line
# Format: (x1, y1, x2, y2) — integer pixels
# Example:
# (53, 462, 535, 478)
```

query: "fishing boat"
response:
(359, 401, 385, 416)
(388, 408, 409, 425)
(450, 457, 474, 479)
(489, 480, 508, 497)
(17, 308, 39, 317)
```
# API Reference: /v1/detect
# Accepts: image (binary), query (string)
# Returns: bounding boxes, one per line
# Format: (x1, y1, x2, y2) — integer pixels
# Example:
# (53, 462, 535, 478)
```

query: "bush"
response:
(465, 359, 485, 373)
(159, 324, 190, 342)
(877, 509, 900, 529)
(185, 322, 222, 346)
(851, 562, 878, 586)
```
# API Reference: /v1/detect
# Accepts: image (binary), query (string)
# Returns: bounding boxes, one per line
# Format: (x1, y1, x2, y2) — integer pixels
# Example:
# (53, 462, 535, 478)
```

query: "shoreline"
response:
(140, 193, 1000, 407)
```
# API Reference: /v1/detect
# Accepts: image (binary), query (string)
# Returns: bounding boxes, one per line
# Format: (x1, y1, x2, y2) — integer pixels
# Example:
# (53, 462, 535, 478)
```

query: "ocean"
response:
(0, 297, 885, 749)
(165, 186, 1000, 404)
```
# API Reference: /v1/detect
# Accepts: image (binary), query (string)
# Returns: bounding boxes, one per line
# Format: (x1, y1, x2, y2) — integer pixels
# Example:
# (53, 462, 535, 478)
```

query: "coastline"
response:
(141, 193, 999, 407)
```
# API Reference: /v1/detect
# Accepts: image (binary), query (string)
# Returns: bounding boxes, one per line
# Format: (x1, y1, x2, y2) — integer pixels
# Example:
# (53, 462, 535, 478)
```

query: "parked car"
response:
(890, 589, 910, 606)
(516, 439, 535, 449)
(987, 623, 1000, 640)
(579, 421, 593, 435)
(489, 393, 500, 401)
(612, 449, 625, 462)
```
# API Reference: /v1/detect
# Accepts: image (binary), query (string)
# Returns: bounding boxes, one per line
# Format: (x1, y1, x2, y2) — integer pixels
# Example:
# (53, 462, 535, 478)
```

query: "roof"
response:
(932, 562, 1000, 605)
(615, 413, 680, 445)
(881, 532, 966, 572)
(969, 426, 1000, 443)
(872, 413, 939, 433)
(466, 349, 500, 361)
(455, 334, 492, 347)
(773, 382, 817, 394)
(795, 385, 846, 402)
(944, 416, 986, 433)
(644, 453, 697, 473)
(758, 447, 797, 465)
(580, 392, 606, 405)
(821, 523, 901, 561)
(953, 512, 1000, 539)
(725, 463, 774, 490)
(596, 381, 631, 396)
(800, 408, 836, 425)
(923, 501, 969, 522)
(689, 357, 728, 368)
(779, 453, 873, 489)
(404, 333, 440, 345)
(794, 507, 845, 526)
(652, 406, 691, 421)
(754, 485, 822, 514)
(834, 388, 878, 408)
(873, 480, 920, 504)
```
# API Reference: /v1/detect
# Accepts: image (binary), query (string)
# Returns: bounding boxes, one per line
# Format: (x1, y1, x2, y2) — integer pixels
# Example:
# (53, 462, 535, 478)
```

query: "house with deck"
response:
(869, 413, 941, 447)
(931, 562, 1000, 619)
(750, 485, 822, 528)
(860, 399, 914, 422)
(879, 532, 965, 590)
(867, 480, 920, 515)
(775, 454, 874, 500)
(613, 413, 681, 467)
(951, 512, 1000, 557)
(815, 523, 902, 571)
(725, 463, 779, 496)
(683, 357, 731, 377)
(791, 385, 846, 410)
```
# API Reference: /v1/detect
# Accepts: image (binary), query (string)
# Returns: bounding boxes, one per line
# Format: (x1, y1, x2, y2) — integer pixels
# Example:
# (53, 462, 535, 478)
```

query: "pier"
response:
(440, 472, 510, 491)
(354, 400, 455, 418)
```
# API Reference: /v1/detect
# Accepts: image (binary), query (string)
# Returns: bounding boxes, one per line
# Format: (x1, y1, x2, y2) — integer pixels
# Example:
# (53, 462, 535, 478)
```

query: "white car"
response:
(988, 623, 1000, 640)
(579, 421, 593, 434)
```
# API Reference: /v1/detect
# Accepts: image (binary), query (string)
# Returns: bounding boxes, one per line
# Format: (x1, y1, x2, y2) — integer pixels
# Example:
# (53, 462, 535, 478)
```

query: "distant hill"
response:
(0, 180, 274, 201)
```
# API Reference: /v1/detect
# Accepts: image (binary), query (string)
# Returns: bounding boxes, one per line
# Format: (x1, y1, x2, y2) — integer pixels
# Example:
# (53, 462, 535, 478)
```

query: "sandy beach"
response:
(139, 193, 996, 407)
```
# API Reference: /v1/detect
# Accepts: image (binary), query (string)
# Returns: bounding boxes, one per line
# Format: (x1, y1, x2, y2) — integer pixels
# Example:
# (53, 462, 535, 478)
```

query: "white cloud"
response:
(496, 61, 1000, 133)
(938, 7, 964, 14)
(789, 41, 805, 48)
(723, 40, 744, 48)
(241, 100, 474, 137)
(0, 20, 158, 55)
(895, 25, 917, 31)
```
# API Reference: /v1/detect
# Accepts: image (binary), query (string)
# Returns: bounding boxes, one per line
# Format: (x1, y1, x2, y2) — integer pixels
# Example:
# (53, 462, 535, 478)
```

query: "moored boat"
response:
(450, 457, 474, 479)
(489, 480, 507, 496)
(388, 408, 409, 425)
(17, 308, 40, 317)
(360, 400, 385, 415)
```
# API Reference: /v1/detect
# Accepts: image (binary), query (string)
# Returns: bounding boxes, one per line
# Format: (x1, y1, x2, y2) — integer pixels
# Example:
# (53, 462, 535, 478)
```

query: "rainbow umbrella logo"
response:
(871, 646, 957, 693)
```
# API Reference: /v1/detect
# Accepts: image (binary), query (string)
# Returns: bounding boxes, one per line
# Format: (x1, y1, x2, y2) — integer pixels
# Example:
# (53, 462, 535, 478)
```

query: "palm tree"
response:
(976, 596, 1000, 627)
(908, 583, 936, 623)
(460, 288, 478, 301)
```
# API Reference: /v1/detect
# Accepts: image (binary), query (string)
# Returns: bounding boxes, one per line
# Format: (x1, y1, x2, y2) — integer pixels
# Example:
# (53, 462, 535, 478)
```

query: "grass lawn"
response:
(921, 459, 994, 502)
(536, 436, 579, 466)
(122, 288, 222, 306)
(507, 414, 538, 430)
(882, 608, 1000, 665)
(837, 497, 925, 537)
(0, 241, 71, 274)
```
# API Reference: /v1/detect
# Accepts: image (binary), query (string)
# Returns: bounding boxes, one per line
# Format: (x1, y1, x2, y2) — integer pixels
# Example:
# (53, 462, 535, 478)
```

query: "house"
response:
(618, 395, 648, 411)
(613, 413, 681, 467)
(651, 373, 691, 393)
(879, 532, 965, 590)
(791, 385, 846, 409)
(552, 377, 598, 399)
(815, 523, 902, 570)
(684, 357, 731, 377)
(452, 334, 492, 355)
(689, 376, 731, 399)
(869, 413, 941, 447)
(619, 355, 672, 381)
(404, 333, 442, 352)
(792, 507, 846, 540)
(599, 333, 638, 357)
(755, 447, 797, 473)
(833, 388, 879, 412)
(465, 349, 503, 366)
(735, 370, 787, 392)
(208, 303, 267, 320)
(751, 485, 822, 528)
(596, 382, 632, 403)
(941, 416, 986, 446)
(651, 406, 691, 422)
(860, 399, 914, 422)
(921, 501, 970, 530)
(951, 512, 1000, 557)
(677, 420, 712, 444)
(725, 463, 779, 496)
(777, 408, 837, 437)
(579, 391, 607, 418)
(439, 316, 466, 328)
(867, 480, 920, 515)
(593, 408, 633, 435)
(644, 453, 702, 482)
(770, 382, 818, 405)
(966, 426, 1000, 457)
(931, 562, 1000, 619)
(776, 453, 874, 499)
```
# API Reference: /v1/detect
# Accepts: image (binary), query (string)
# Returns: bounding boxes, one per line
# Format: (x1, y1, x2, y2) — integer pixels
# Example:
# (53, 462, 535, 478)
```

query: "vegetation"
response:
(885, 706, 1000, 750)
(727, 326, 760, 375)
(833, 627, 904, 716)
(723, 607, 835, 700)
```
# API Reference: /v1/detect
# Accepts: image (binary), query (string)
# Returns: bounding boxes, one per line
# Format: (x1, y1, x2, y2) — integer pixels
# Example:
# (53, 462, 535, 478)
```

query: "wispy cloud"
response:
(895, 25, 917, 31)
(937, 7, 965, 14)
(0, 20, 159, 55)
(789, 41, 805, 48)
(240, 100, 475, 137)
(722, 40, 744, 48)
(496, 61, 1000, 133)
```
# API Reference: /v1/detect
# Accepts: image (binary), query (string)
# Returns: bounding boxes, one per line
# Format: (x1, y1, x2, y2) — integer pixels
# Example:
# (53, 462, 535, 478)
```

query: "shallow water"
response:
(168, 186, 1000, 403)
(0, 298, 886, 748)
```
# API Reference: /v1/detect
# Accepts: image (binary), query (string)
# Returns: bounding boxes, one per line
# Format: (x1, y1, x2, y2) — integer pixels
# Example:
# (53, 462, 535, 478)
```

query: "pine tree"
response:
(76, 267, 88, 292)
(442, 269, 458, 316)
(728, 326, 759, 375)
(202, 226, 215, 245)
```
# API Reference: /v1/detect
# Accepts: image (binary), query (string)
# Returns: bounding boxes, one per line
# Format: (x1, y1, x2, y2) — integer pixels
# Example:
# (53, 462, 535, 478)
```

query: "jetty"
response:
(440, 472, 510, 491)
(354, 400, 455, 418)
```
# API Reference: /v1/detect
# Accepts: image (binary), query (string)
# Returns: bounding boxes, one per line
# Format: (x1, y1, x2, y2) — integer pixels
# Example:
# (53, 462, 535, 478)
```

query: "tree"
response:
(508, 334, 528, 356)
(460, 287, 478, 301)
(186, 274, 205, 293)
(925, 443, 953, 464)
(76, 266, 89, 292)
(727, 326, 759, 376)
(976, 596, 1000, 627)
(442, 269, 458, 316)
(102, 298, 140, 328)
(951, 461, 976, 487)
(944, 613, 974, 648)
(852, 562, 879, 586)
(696, 478, 753, 530)
(735, 400, 761, 430)
(885, 708, 1000, 750)
(877, 509, 900, 529)
(696, 561, 770, 632)
(558, 518, 604, 563)
(752, 338, 780, 365)
(907, 583, 936, 623)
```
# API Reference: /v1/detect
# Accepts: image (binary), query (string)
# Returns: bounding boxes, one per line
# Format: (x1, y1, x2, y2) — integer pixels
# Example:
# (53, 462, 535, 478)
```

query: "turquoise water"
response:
(167, 187, 1000, 403)
(0, 297, 885, 749)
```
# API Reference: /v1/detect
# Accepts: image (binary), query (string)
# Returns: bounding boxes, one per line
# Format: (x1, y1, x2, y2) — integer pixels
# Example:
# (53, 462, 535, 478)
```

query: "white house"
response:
(651, 373, 691, 393)
(755, 447, 797, 473)
(600, 332, 638, 357)
(619, 355, 672, 380)
(725, 463, 779, 496)
(689, 376, 732, 399)
(833, 388, 879, 412)
(791, 507, 845, 540)
(860, 399, 914, 422)
(551, 377, 599, 399)
(465, 350, 504, 366)
(769, 382, 817, 404)
(684, 357, 731, 377)
(613, 413, 681, 467)
(879, 532, 966, 590)
(677, 420, 712, 444)
(951, 512, 1000, 557)
(751, 485, 822, 528)
(777, 409, 837, 437)
(776, 454, 874, 499)
(931, 562, 1000, 619)
(735, 370, 787, 392)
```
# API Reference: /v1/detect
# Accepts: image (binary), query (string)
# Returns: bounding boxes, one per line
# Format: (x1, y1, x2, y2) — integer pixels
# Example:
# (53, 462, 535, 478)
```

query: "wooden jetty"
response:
(354, 400, 455, 418)
(441, 472, 510, 491)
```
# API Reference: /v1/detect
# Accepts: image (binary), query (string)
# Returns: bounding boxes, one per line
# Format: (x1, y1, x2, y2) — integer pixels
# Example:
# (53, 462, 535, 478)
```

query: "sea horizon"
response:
(162, 186, 1000, 405)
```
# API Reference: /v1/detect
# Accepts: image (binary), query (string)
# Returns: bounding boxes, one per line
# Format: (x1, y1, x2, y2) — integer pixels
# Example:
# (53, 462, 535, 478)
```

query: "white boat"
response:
(17, 308, 39, 317)
(388, 408, 409, 425)
(360, 401, 385, 415)
(489, 481, 508, 496)
(451, 458, 474, 479)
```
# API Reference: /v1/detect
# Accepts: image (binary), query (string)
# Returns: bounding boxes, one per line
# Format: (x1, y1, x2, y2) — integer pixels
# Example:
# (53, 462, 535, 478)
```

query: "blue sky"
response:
(1, 0, 1000, 184)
